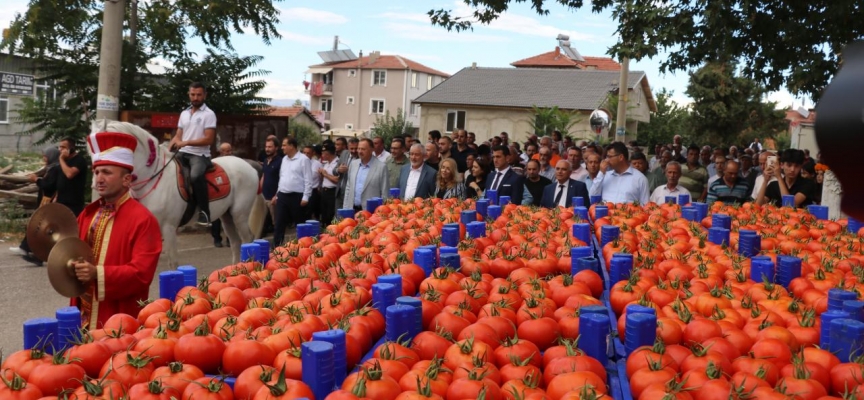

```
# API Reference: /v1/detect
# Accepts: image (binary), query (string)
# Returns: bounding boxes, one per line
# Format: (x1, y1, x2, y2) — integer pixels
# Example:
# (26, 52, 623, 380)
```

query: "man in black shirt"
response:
(56, 137, 88, 216)
(449, 129, 476, 173)
(522, 160, 551, 206)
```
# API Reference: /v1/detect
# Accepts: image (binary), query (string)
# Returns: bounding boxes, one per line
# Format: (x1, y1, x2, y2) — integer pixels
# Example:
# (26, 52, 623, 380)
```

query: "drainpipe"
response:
(356, 50, 363, 131)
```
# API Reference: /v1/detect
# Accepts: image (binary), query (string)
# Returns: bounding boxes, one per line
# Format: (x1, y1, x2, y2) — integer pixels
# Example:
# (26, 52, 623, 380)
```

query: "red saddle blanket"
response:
(176, 162, 231, 202)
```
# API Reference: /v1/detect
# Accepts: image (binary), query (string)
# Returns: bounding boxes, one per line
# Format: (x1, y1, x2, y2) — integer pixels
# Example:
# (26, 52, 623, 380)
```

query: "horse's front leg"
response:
(161, 224, 180, 269)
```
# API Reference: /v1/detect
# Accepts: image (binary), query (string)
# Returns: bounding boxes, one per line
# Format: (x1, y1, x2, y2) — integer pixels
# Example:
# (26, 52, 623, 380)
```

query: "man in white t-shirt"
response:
(650, 161, 691, 204)
(170, 82, 217, 226)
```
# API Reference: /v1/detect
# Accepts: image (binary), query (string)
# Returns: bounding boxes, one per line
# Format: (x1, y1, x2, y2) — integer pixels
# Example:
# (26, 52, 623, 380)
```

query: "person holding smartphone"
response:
(755, 149, 815, 207)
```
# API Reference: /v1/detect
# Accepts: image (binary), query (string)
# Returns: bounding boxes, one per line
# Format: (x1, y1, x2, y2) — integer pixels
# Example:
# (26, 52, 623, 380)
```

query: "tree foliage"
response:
(1, 0, 281, 143)
(428, 0, 863, 100)
(140, 49, 271, 114)
(685, 63, 786, 146)
(372, 109, 414, 146)
(529, 106, 581, 138)
(289, 124, 322, 148)
(636, 89, 690, 146)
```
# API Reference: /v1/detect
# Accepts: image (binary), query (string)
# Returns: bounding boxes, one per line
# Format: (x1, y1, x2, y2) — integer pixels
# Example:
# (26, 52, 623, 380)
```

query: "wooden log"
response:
(0, 165, 12, 174)
(13, 185, 39, 194)
(0, 190, 37, 202)
(0, 174, 31, 184)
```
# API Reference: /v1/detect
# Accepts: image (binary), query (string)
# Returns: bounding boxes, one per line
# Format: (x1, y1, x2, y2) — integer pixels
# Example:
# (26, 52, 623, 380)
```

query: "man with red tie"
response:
(71, 131, 162, 330)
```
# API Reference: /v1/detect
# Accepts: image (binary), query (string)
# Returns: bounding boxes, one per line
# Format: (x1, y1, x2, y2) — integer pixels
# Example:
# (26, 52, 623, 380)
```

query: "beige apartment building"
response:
(307, 51, 449, 135)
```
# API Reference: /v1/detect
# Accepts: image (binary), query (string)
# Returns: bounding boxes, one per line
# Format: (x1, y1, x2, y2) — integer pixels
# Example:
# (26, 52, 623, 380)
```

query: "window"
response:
(322, 72, 333, 84)
(446, 110, 466, 132)
(410, 103, 419, 116)
(372, 70, 386, 86)
(35, 80, 56, 101)
(346, 96, 355, 105)
(427, 76, 433, 90)
(319, 98, 332, 112)
(345, 124, 354, 130)
(411, 72, 417, 88)
(348, 69, 357, 77)
(370, 99, 385, 115)
(0, 96, 8, 123)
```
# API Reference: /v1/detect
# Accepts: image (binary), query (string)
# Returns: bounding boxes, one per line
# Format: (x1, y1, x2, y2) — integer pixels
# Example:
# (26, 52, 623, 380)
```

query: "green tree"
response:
(289, 124, 322, 148)
(372, 109, 414, 146)
(140, 49, 270, 114)
(528, 106, 581, 138)
(2, 0, 282, 143)
(636, 89, 690, 147)
(428, 0, 862, 100)
(685, 63, 786, 145)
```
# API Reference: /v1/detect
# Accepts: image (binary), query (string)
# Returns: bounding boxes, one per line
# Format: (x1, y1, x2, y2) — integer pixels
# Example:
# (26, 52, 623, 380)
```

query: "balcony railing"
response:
(307, 82, 333, 95)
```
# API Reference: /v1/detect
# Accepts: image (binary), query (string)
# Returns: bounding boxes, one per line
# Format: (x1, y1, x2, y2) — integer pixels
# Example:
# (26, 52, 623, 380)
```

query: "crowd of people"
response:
(265, 130, 826, 247)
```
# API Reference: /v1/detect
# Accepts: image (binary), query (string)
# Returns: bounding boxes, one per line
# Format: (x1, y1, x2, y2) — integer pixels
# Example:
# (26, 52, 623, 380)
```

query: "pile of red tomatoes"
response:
(3, 198, 617, 400)
(598, 201, 864, 400)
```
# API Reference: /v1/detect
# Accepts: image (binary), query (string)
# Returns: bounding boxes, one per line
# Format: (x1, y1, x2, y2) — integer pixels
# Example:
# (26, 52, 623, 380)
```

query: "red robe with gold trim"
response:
(71, 192, 162, 330)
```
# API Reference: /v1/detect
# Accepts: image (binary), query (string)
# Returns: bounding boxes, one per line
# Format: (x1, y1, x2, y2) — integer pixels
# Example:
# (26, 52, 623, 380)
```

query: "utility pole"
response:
(615, 56, 629, 140)
(95, 0, 125, 121)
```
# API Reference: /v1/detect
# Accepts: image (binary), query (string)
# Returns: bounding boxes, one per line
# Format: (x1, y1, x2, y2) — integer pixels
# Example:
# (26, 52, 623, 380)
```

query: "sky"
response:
(1, 0, 810, 110)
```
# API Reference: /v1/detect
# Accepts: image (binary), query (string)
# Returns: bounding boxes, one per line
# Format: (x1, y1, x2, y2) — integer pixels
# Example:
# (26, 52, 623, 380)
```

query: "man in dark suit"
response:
(541, 160, 590, 208)
(486, 145, 525, 204)
(399, 143, 437, 200)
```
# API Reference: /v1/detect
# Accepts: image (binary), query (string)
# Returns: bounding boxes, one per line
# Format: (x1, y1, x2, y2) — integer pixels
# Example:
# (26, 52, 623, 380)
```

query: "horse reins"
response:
(130, 147, 180, 200)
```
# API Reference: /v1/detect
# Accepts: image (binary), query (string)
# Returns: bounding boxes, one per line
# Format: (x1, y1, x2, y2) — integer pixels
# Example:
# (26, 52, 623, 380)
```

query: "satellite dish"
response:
(590, 109, 611, 134)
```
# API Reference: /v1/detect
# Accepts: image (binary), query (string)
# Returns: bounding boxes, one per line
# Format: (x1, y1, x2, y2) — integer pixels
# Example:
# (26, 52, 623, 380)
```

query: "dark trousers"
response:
(179, 152, 212, 216)
(273, 192, 303, 247)
(320, 187, 337, 227)
(304, 189, 321, 222)
(211, 219, 223, 243)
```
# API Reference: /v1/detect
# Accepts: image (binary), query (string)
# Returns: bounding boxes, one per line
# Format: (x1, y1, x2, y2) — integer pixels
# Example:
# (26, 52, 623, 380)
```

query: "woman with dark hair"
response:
(434, 158, 465, 200)
(755, 149, 816, 207)
(9, 146, 61, 265)
(465, 155, 492, 198)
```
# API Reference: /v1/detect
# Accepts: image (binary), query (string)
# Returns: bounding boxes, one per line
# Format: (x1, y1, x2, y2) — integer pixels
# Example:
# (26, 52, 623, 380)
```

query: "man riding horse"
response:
(169, 82, 216, 227)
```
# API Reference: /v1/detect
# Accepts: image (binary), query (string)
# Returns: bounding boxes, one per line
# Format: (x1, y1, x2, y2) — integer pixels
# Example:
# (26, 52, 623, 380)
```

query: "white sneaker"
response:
(9, 247, 26, 256)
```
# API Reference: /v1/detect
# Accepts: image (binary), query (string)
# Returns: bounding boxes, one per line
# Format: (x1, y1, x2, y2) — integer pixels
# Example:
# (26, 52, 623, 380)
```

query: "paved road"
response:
(0, 230, 267, 355)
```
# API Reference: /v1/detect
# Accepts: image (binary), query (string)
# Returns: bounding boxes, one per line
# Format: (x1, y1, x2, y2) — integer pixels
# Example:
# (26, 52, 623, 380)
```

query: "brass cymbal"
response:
(26, 203, 78, 261)
(47, 237, 92, 298)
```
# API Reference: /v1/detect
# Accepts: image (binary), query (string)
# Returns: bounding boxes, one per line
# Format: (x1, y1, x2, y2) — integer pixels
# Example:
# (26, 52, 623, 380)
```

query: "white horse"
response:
(89, 119, 263, 268)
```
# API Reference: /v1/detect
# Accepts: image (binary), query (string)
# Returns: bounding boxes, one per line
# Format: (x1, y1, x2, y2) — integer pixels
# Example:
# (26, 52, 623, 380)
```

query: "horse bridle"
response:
(130, 143, 180, 200)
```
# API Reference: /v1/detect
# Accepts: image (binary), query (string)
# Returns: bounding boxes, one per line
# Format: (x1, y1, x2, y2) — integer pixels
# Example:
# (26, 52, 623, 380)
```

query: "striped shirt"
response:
(706, 177, 750, 205)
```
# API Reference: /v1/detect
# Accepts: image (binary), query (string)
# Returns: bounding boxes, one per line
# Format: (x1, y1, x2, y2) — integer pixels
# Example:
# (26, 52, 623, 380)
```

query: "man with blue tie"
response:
(541, 160, 590, 208)
(486, 145, 524, 204)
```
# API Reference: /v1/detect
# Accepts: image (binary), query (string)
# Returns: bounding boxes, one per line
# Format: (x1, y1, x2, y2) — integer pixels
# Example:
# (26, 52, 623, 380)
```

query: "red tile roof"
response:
(267, 106, 306, 118)
(312, 54, 450, 77)
(785, 109, 816, 124)
(511, 48, 621, 71)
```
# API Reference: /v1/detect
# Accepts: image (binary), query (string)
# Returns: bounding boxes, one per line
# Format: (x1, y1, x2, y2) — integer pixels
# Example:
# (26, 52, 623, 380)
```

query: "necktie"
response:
(491, 171, 502, 190)
(554, 184, 565, 206)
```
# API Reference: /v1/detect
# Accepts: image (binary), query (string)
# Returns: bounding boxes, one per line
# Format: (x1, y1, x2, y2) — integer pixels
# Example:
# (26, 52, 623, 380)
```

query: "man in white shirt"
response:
(589, 142, 650, 204)
(749, 138, 763, 152)
(318, 143, 340, 227)
(169, 82, 217, 226)
(650, 161, 691, 204)
(372, 137, 391, 163)
(750, 151, 777, 199)
(583, 152, 602, 191)
(302, 145, 323, 221)
(271, 137, 314, 246)
(567, 147, 589, 181)
(399, 144, 436, 200)
(708, 154, 726, 187)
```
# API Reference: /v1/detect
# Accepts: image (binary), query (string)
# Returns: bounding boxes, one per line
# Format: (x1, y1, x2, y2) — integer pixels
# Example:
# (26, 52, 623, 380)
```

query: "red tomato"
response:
(174, 329, 226, 374)
(221, 339, 276, 376)
(28, 357, 86, 396)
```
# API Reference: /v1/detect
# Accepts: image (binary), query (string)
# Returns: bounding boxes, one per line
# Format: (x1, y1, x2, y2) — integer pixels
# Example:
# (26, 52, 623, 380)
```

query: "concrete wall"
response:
(790, 124, 819, 155)
(310, 67, 447, 133)
(420, 105, 599, 144)
(1, 54, 46, 154)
